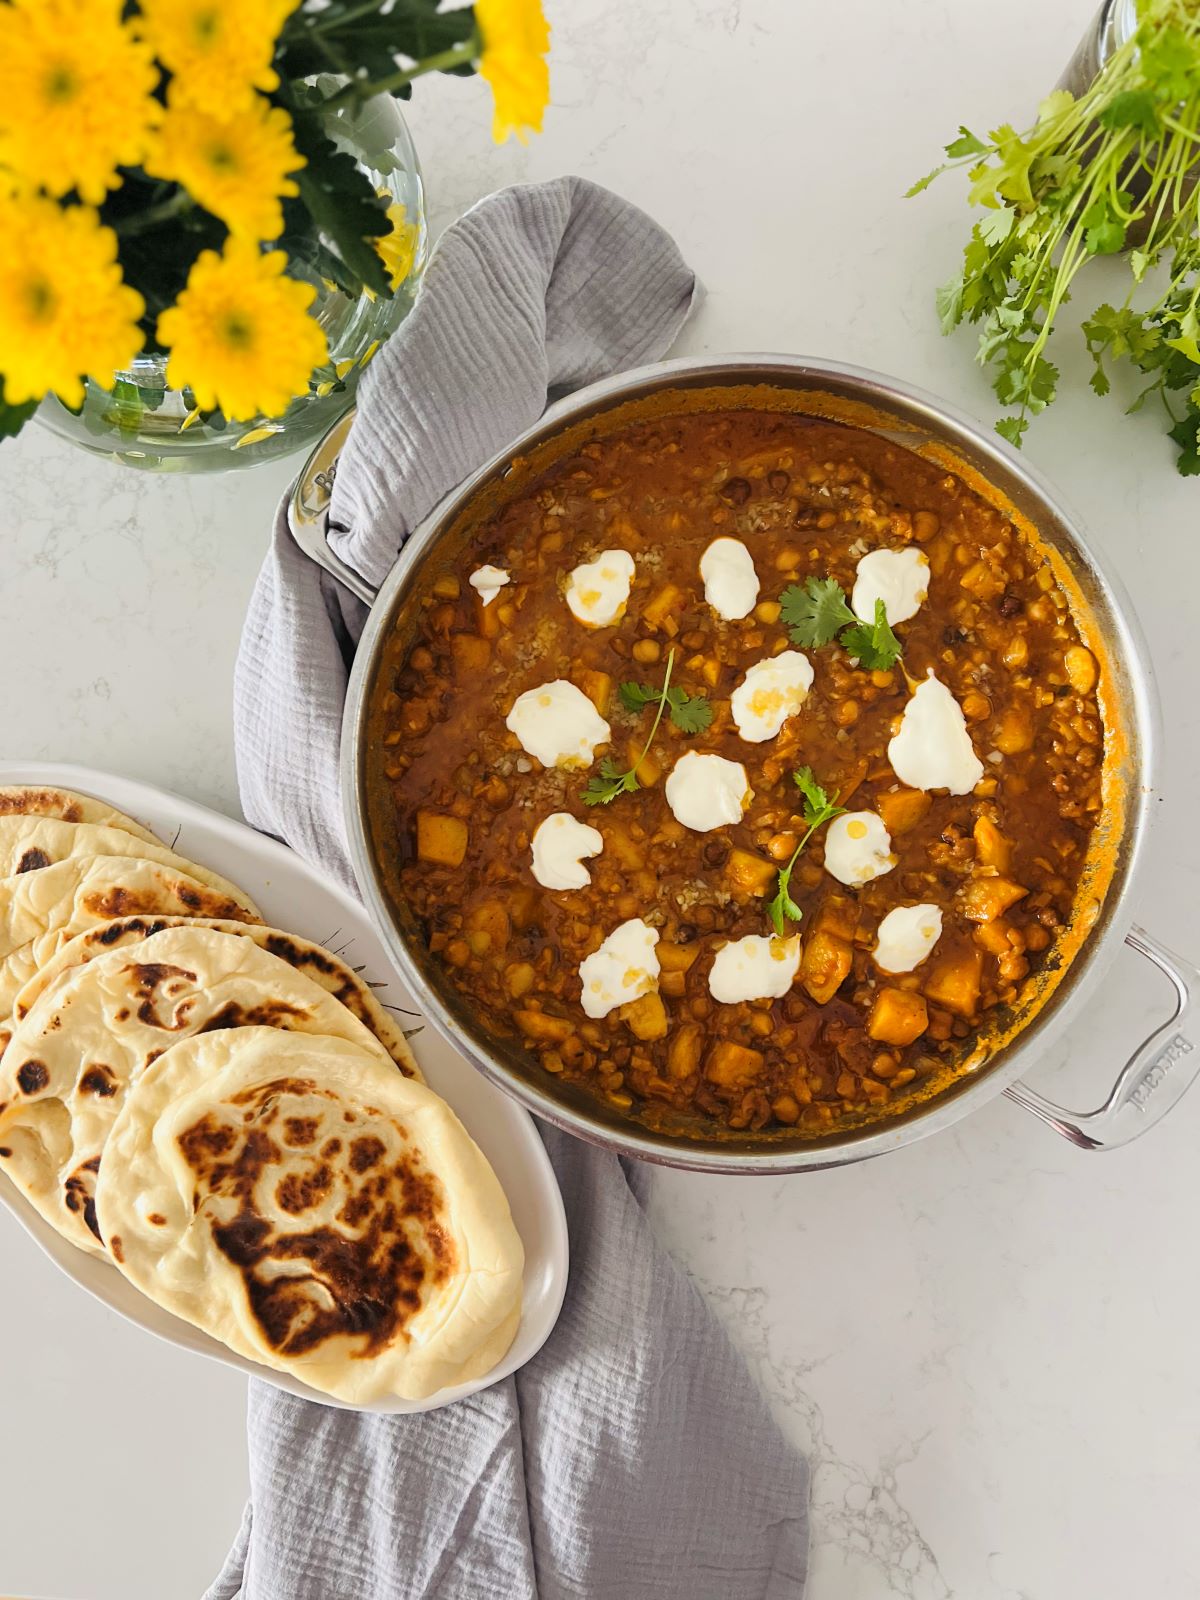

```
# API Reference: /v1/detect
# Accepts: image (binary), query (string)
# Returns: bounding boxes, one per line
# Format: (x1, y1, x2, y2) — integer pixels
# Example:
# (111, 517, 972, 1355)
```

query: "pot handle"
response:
(287, 407, 378, 607)
(1004, 926, 1200, 1150)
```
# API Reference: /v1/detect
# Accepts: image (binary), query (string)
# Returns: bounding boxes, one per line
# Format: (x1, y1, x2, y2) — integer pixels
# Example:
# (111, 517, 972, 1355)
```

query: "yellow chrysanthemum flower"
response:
(157, 239, 327, 422)
(144, 94, 303, 241)
(374, 203, 419, 291)
(0, 192, 145, 408)
(0, 0, 160, 203)
(136, 0, 298, 115)
(476, 0, 551, 144)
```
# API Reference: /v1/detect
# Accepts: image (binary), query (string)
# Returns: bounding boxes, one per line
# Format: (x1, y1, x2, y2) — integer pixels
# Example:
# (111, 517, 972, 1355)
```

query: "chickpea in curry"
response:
(371, 409, 1107, 1137)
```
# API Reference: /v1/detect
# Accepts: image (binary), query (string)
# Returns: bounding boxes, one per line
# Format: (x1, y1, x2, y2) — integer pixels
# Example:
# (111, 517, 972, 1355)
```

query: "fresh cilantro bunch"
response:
(909, 0, 1200, 474)
(780, 576, 902, 670)
(766, 767, 845, 937)
(582, 649, 711, 805)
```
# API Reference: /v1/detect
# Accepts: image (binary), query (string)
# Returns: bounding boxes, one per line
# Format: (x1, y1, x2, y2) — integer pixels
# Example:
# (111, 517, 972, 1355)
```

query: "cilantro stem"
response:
(632, 647, 676, 781)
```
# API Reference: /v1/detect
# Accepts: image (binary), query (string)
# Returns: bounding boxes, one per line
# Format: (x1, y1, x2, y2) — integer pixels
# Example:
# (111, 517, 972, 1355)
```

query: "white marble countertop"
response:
(2, 1, 1198, 1596)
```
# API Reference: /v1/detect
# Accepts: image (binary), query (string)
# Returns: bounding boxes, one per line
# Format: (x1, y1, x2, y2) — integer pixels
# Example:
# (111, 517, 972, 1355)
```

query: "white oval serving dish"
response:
(0, 761, 569, 1414)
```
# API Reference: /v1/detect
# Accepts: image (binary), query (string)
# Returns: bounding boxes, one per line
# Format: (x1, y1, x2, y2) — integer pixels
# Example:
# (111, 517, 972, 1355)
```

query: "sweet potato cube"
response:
(973, 919, 1013, 957)
(580, 669, 613, 715)
(515, 1009, 574, 1044)
(642, 582, 684, 630)
(705, 1040, 765, 1088)
(994, 708, 1034, 755)
(668, 1022, 704, 1080)
(604, 822, 646, 871)
(467, 899, 510, 951)
(450, 633, 491, 672)
(973, 815, 1011, 872)
(416, 811, 468, 868)
(810, 894, 859, 943)
(923, 948, 983, 1018)
(800, 930, 853, 1005)
(657, 941, 699, 973)
(726, 848, 776, 897)
(626, 739, 661, 787)
(474, 594, 500, 637)
(961, 875, 1028, 924)
(868, 987, 929, 1046)
(620, 992, 669, 1041)
(875, 787, 932, 836)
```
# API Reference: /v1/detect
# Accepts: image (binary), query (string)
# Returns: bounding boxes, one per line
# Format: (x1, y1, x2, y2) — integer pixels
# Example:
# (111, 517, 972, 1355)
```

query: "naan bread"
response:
(14, 914, 422, 1080)
(0, 925, 398, 1254)
(0, 816, 258, 914)
(0, 856, 261, 1050)
(0, 784, 161, 847)
(95, 1027, 523, 1404)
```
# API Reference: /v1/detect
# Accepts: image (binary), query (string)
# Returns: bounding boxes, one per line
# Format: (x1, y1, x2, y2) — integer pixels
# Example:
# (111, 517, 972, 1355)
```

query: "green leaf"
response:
(779, 576, 856, 648)
(618, 680, 659, 712)
(978, 206, 1014, 247)
(289, 110, 392, 298)
(1165, 307, 1200, 365)
(766, 881, 803, 939)
(945, 126, 987, 158)
(620, 678, 712, 733)
(280, 0, 479, 82)
(666, 688, 713, 734)
(1098, 88, 1160, 135)
(935, 274, 964, 333)
(793, 766, 843, 830)
(995, 415, 1028, 447)
(839, 598, 903, 672)
(1169, 411, 1200, 476)
(1037, 90, 1075, 125)
(0, 392, 36, 440)
(1080, 197, 1125, 256)
(904, 165, 947, 199)
(581, 755, 637, 807)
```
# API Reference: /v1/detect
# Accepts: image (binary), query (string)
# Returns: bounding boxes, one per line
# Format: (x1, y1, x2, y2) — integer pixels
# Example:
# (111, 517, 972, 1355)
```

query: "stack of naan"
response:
(0, 786, 523, 1405)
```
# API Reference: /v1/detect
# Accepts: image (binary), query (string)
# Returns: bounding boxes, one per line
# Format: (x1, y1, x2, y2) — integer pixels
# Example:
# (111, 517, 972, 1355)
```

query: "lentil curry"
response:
(369, 404, 1112, 1140)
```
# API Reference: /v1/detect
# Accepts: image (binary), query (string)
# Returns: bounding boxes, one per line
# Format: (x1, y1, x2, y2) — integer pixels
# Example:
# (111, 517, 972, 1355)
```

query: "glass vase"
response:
(37, 93, 425, 473)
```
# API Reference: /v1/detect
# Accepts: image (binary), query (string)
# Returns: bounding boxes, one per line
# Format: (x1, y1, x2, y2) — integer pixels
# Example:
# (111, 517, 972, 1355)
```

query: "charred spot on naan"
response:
(96, 916, 176, 947)
(79, 1065, 118, 1097)
(198, 999, 310, 1033)
(283, 1116, 320, 1147)
(263, 933, 351, 997)
(16, 848, 51, 873)
(0, 790, 83, 820)
(63, 1155, 102, 1241)
(125, 962, 199, 1030)
(15, 1060, 49, 1095)
(178, 1080, 457, 1360)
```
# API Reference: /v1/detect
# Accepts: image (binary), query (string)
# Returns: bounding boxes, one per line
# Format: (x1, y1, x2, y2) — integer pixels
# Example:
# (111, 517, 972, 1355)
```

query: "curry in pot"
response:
(369, 407, 1108, 1137)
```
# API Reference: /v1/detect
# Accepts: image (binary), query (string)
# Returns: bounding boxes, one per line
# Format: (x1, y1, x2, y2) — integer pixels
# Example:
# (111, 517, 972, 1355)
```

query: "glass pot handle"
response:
(287, 406, 379, 607)
(1005, 927, 1200, 1150)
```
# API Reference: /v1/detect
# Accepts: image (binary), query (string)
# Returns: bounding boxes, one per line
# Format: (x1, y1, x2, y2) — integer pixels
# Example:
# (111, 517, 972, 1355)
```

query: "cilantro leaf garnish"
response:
(839, 598, 904, 671)
(765, 768, 845, 937)
(779, 576, 856, 648)
(585, 649, 695, 807)
(581, 755, 638, 807)
(779, 578, 904, 671)
(619, 673, 713, 733)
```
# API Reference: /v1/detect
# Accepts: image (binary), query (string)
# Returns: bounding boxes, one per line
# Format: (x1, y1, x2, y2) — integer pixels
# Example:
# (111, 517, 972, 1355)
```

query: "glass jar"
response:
(37, 93, 425, 473)
(1057, 0, 1139, 97)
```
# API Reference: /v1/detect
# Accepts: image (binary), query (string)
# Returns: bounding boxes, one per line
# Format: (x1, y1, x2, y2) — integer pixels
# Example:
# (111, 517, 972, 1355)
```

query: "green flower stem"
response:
(114, 188, 195, 237)
(313, 37, 481, 114)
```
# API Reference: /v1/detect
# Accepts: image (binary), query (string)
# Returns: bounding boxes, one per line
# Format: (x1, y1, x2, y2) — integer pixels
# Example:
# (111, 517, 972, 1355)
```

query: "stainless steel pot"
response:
(292, 354, 1200, 1172)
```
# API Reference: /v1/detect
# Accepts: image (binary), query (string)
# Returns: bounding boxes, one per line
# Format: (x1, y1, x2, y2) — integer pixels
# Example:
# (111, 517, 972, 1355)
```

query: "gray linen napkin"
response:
(214, 177, 809, 1600)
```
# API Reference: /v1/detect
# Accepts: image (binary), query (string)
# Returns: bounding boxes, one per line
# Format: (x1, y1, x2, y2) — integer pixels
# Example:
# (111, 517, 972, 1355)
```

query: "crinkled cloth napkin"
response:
(211, 177, 809, 1600)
